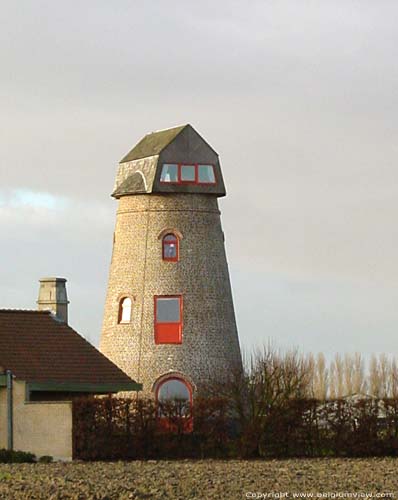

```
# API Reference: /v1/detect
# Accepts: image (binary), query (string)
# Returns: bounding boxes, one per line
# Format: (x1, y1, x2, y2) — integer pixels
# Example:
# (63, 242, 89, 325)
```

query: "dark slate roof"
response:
(113, 172, 146, 197)
(120, 124, 187, 163)
(0, 310, 138, 387)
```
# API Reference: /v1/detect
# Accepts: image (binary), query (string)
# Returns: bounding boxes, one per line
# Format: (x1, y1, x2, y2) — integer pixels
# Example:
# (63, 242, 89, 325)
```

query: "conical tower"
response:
(100, 125, 242, 399)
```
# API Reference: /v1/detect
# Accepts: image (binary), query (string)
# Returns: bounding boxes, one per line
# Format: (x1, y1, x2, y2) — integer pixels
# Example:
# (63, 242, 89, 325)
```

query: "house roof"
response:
(0, 310, 141, 392)
(120, 125, 187, 163)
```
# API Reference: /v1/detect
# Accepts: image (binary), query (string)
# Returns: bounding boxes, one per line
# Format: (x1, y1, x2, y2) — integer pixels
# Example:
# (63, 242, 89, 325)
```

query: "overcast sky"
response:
(1, 1, 397, 359)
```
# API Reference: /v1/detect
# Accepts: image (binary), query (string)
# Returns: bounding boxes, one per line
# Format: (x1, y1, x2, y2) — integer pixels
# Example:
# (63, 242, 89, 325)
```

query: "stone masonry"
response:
(100, 125, 242, 395)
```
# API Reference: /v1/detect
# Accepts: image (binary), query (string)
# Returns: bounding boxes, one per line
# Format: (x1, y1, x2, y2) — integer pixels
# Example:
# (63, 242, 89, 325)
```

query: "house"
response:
(100, 124, 242, 403)
(0, 278, 141, 461)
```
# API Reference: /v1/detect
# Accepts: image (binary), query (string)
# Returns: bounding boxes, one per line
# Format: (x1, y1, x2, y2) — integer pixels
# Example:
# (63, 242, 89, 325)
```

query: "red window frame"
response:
(160, 163, 216, 186)
(156, 376, 193, 433)
(155, 376, 193, 405)
(162, 233, 179, 262)
(197, 164, 217, 185)
(154, 295, 183, 344)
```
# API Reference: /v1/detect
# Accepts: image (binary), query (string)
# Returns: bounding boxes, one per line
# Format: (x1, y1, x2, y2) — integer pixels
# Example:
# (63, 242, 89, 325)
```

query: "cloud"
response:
(0, 189, 114, 345)
(1, 1, 398, 356)
(0, 189, 67, 210)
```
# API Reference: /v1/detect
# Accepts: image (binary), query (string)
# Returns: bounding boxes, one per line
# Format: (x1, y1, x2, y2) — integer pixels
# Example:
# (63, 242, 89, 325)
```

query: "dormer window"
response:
(160, 164, 178, 183)
(181, 165, 195, 182)
(162, 233, 179, 262)
(160, 164, 216, 185)
(198, 164, 216, 184)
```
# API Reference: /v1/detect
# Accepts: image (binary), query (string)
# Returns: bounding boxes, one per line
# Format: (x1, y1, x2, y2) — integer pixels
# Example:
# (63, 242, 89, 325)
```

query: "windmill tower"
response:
(100, 125, 242, 401)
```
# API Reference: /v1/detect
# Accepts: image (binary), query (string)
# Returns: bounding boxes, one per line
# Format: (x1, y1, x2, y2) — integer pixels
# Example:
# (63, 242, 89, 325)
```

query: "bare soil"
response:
(0, 458, 397, 499)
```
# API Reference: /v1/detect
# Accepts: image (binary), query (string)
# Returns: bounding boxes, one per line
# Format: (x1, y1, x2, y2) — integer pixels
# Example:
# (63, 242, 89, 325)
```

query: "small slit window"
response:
(154, 295, 182, 344)
(162, 233, 179, 262)
(118, 297, 132, 324)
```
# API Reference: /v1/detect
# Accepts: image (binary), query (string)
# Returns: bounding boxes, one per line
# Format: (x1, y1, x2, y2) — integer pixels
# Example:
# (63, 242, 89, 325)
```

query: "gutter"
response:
(6, 370, 13, 450)
(26, 380, 142, 395)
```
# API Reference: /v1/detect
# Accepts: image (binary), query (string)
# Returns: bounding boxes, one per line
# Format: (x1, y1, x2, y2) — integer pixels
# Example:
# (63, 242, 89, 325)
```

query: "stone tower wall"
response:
(100, 193, 242, 394)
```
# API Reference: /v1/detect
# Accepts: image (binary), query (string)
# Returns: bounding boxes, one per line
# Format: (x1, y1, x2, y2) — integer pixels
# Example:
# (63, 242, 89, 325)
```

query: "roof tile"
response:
(0, 310, 136, 385)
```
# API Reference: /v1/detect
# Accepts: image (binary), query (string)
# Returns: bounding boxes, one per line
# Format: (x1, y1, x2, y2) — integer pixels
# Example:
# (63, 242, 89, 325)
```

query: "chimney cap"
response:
(39, 277, 67, 283)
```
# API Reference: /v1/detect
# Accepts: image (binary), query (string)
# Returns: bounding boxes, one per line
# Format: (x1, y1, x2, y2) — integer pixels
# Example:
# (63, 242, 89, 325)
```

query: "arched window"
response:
(118, 297, 132, 324)
(157, 378, 191, 403)
(156, 377, 193, 424)
(162, 233, 179, 262)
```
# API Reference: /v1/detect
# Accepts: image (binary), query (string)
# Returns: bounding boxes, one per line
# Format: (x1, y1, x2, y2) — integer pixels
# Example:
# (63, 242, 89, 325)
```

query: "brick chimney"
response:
(37, 277, 69, 323)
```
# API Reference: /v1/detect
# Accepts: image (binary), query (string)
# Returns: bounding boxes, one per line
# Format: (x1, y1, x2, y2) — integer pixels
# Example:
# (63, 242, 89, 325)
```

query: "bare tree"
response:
(329, 362, 336, 399)
(332, 354, 345, 398)
(247, 344, 312, 409)
(369, 354, 381, 397)
(379, 353, 390, 398)
(390, 358, 398, 398)
(203, 344, 313, 457)
(344, 354, 354, 396)
(352, 352, 366, 394)
(313, 353, 328, 400)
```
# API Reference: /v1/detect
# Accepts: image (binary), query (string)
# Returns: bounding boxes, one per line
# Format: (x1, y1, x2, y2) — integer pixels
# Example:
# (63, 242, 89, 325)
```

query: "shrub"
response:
(0, 449, 36, 463)
(72, 394, 398, 460)
(38, 455, 53, 463)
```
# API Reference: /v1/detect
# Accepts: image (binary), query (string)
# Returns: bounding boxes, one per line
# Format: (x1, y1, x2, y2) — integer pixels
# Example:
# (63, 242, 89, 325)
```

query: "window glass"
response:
(160, 164, 178, 183)
(120, 297, 132, 323)
(198, 164, 215, 183)
(156, 297, 180, 323)
(181, 165, 195, 182)
(163, 234, 177, 259)
(158, 379, 190, 401)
